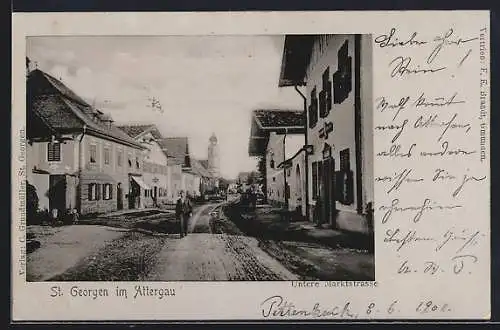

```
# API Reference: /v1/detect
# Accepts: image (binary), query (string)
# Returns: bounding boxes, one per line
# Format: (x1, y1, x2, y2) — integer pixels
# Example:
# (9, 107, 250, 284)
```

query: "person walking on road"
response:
(176, 190, 193, 238)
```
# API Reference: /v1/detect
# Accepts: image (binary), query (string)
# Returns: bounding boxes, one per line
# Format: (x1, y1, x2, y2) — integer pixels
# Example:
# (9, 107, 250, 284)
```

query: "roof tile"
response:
(253, 109, 304, 128)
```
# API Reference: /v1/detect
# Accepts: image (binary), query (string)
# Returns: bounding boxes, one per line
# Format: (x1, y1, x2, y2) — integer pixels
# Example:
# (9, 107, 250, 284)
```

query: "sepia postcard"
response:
(11, 11, 490, 321)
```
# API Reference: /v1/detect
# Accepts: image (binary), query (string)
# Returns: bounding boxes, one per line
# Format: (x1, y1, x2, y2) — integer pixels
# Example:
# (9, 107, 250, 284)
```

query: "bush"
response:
(36, 209, 51, 225)
(26, 182, 39, 225)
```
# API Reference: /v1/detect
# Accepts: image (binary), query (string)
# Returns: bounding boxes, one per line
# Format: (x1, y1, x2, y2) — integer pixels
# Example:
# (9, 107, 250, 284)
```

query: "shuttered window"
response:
(103, 184, 113, 200)
(47, 142, 61, 162)
(340, 148, 350, 171)
(309, 87, 319, 128)
(88, 183, 100, 201)
(333, 40, 352, 105)
(320, 67, 332, 118)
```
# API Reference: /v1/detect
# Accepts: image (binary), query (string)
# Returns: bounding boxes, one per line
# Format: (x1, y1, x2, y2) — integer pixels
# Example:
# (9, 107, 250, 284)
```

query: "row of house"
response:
(248, 34, 374, 234)
(26, 60, 221, 217)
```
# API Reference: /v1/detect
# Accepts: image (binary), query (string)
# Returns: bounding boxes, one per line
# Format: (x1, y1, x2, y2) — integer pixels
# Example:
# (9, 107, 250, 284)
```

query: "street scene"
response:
(25, 34, 374, 281)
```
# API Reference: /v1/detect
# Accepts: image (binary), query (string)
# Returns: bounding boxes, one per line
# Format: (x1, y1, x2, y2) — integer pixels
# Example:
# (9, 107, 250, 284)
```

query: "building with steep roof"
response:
(26, 68, 147, 216)
(248, 109, 305, 211)
(118, 124, 182, 205)
(156, 137, 202, 198)
(278, 34, 374, 234)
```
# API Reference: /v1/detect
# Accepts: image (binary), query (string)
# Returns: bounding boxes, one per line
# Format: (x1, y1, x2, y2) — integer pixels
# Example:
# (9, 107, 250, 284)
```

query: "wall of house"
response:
(265, 132, 305, 208)
(287, 151, 307, 218)
(141, 135, 169, 207)
(79, 134, 144, 215)
(167, 164, 182, 203)
(304, 34, 373, 233)
(182, 171, 198, 199)
(266, 132, 285, 207)
(26, 136, 78, 213)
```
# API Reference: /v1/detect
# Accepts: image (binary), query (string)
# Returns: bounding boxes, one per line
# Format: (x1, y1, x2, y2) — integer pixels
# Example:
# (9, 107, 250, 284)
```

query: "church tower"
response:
(207, 132, 220, 178)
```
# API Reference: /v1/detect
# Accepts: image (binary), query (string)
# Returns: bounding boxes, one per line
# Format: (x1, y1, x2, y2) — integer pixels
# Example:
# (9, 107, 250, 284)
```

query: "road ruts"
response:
(145, 202, 299, 281)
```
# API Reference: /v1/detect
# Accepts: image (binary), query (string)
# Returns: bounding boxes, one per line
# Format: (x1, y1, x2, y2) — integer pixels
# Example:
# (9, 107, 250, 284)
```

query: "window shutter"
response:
(308, 105, 315, 129)
(309, 87, 318, 128)
(47, 143, 61, 161)
(312, 162, 318, 200)
(96, 184, 101, 200)
(345, 170, 354, 205)
(335, 171, 344, 203)
(333, 40, 352, 105)
(88, 184, 93, 201)
(321, 67, 332, 114)
(327, 81, 332, 110)
(319, 90, 327, 118)
(340, 148, 350, 172)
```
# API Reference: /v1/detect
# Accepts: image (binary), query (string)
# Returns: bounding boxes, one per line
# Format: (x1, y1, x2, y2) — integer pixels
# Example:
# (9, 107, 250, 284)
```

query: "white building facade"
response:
(279, 34, 374, 233)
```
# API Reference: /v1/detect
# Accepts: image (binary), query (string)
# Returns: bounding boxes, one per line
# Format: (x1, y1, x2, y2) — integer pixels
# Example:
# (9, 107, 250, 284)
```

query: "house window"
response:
(128, 154, 132, 168)
(104, 147, 111, 165)
(309, 87, 318, 128)
(340, 148, 350, 171)
(103, 183, 113, 200)
(90, 144, 97, 164)
(136, 157, 140, 169)
(117, 150, 123, 167)
(270, 155, 275, 169)
(47, 142, 61, 162)
(88, 183, 101, 201)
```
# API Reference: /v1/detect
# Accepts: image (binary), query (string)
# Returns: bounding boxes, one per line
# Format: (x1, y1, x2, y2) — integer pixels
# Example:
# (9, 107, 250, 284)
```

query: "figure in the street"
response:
(176, 190, 193, 238)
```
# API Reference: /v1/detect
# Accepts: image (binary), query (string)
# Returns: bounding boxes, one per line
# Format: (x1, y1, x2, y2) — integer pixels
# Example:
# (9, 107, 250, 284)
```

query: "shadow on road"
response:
(223, 202, 374, 253)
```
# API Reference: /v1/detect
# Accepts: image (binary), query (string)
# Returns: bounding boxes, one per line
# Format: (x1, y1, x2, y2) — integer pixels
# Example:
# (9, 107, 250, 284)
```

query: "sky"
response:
(26, 36, 303, 179)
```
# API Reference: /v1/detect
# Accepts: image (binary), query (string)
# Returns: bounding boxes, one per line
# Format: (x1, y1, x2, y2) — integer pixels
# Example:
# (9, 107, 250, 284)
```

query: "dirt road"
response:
(146, 202, 299, 281)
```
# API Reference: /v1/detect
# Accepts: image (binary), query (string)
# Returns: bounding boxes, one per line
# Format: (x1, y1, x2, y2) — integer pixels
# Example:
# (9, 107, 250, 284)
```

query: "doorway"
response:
(49, 175, 66, 216)
(117, 183, 123, 210)
(129, 178, 140, 209)
(321, 157, 337, 228)
(295, 164, 302, 215)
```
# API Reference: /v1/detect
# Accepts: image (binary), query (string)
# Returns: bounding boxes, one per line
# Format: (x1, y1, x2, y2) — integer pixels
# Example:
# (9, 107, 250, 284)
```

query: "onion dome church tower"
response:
(208, 132, 220, 179)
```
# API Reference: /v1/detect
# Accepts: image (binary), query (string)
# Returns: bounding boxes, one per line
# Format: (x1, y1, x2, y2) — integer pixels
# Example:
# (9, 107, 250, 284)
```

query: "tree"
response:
(26, 181, 39, 225)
